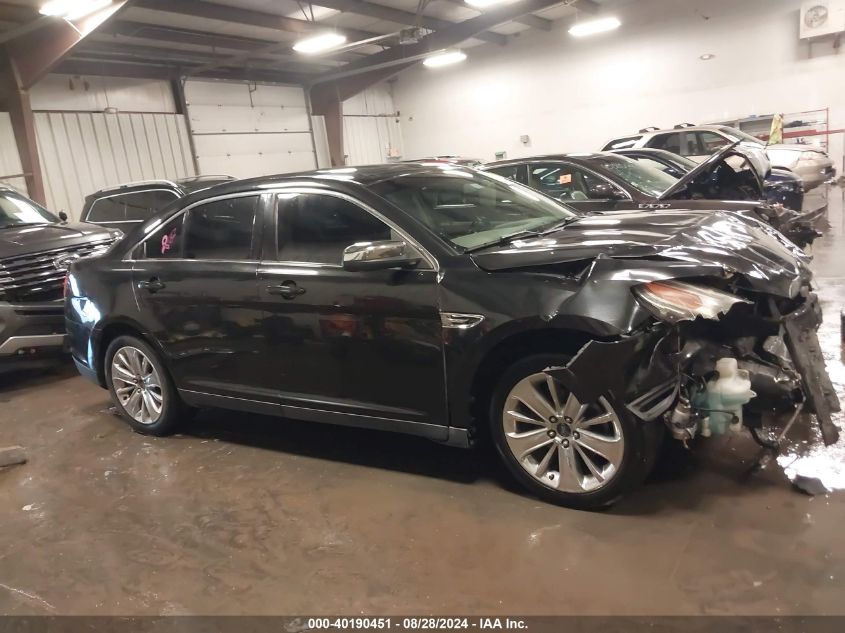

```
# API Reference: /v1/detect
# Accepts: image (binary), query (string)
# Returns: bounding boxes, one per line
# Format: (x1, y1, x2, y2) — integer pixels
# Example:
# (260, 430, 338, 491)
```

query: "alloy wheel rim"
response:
(111, 346, 164, 425)
(502, 372, 624, 493)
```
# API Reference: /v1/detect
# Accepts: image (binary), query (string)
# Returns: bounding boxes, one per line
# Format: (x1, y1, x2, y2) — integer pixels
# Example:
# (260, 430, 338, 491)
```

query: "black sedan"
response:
(611, 147, 805, 212)
(65, 164, 838, 508)
(483, 145, 816, 246)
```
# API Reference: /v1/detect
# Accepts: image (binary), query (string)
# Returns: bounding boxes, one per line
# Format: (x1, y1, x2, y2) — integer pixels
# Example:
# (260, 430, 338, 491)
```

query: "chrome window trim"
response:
(269, 187, 439, 272)
(123, 190, 264, 262)
(85, 187, 180, 224)
(95, 179, 180, 195)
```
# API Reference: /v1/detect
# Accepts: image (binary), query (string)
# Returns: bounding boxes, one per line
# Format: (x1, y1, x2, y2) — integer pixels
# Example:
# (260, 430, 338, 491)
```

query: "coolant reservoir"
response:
(699, 358, 756, 436)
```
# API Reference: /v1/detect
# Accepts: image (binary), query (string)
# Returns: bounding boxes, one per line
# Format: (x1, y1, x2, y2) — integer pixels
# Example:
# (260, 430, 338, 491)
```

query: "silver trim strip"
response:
(440, 312, 485, 329)
(0, 334, 65, 355)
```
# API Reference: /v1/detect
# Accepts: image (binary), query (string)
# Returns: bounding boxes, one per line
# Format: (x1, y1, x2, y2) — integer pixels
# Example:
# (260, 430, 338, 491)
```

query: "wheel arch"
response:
(93, 318, 158, 387)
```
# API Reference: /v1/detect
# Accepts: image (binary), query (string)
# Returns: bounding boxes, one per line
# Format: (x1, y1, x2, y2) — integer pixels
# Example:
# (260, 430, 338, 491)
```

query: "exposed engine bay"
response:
(550, 279, 840, 458)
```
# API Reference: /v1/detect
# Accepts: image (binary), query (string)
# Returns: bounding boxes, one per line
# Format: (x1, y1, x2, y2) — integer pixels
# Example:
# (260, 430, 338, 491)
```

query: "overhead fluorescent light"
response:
(40, 0, 112, 20)
(292, 32, 347, 54)
(465, 0, 509, 7)
(699, 53, 716, 60)
(568, 16, 622, 37)
(423, 50, 467, 68)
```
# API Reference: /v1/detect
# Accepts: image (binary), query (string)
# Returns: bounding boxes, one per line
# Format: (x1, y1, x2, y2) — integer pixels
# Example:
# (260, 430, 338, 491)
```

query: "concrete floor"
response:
(1, 188, 844, 616)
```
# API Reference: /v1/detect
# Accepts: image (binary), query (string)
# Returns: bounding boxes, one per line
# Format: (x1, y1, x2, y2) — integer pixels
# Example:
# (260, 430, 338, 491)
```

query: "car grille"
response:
(0, 239, 114, 302)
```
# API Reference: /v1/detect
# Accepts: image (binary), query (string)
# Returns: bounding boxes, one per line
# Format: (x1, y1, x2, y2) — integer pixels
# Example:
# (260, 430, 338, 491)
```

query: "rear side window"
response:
(87, 189, 177, 223)
(696, 131, 731, 154)
(602, 135, 643, 150)
(486, 165, 527, 184)
(144, 214, 185, 259)
(647, 133, 682, 154)
(183, 196, 259, 260)
(276, 193, 391, 265)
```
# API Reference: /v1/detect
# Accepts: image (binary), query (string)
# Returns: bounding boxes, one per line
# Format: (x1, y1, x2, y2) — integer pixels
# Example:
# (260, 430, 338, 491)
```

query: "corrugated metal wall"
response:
(343, 85, 403, 165)
(0, 113, 27, 195)
(34, 111, 195, 219)
(185, 80, 317, 178)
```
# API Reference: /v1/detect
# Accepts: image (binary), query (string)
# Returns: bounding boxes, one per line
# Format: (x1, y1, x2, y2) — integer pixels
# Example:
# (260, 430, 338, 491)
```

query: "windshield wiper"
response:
(540, 217, 580, 234)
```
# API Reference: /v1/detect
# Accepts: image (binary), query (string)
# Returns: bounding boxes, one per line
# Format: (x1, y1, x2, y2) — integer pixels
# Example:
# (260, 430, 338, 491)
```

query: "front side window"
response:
(276, 193, 392, 265)
(0, 192, 58, 227)
(183, 196, 259, 260)
(528, 163, 625, 201)
(583, 155, 678, 197)
(370, 167, 576, 251)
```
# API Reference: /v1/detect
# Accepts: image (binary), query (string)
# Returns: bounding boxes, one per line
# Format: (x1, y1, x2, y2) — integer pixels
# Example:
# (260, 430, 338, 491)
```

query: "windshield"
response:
(0, 191, 58, 228)
(370, 167, 577, 251)
(719, 126, 765, 146)
(585, 154, 678, 197)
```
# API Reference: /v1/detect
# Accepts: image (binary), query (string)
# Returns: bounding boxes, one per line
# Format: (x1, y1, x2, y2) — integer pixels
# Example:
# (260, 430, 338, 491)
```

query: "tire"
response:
(489, 354, 660, 510)
(104, 335, 189, 436)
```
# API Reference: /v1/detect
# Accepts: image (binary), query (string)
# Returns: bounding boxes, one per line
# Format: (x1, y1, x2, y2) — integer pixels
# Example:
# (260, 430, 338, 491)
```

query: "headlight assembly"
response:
(632, 280, 750, 323)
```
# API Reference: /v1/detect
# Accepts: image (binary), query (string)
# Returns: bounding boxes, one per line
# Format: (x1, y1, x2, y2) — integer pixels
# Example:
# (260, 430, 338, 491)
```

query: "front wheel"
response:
(489, 354, 660, 509)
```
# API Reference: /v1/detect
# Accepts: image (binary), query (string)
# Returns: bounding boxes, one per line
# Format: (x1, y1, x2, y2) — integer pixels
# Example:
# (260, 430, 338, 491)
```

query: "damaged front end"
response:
(548, 277, 840, 452)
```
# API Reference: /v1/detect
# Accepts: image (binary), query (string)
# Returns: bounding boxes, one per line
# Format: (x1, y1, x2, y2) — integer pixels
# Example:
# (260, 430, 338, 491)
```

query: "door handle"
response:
(138, 277, 166, 293)
(267, 281, 306, 300)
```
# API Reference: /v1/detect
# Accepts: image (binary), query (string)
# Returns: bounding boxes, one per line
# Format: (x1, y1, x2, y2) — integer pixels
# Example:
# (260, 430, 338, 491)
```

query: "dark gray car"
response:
(0, 187, 120, 371)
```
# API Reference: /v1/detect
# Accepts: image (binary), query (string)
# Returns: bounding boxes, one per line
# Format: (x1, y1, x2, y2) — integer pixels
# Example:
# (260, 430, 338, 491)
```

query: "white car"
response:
(602, 124, 836, 191)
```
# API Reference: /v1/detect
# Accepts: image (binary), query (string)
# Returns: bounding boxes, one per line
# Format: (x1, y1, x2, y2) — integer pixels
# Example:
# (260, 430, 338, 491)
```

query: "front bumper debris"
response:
(782, 295, 841, 445)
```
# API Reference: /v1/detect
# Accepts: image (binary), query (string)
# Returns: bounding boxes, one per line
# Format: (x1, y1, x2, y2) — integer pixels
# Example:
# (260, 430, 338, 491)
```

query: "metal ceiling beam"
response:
(311, 0, 565, 84)
(99, 21, 361, 65)
(56, 58, 310, 85)
(312, 0, 507, 46)
(438, 0, 553, 31)
(135, 0, 380, 42)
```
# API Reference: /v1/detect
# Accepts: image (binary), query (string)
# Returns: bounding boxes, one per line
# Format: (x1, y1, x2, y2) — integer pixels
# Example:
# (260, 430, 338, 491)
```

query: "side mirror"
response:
(58, 211, 68, 222)
(587, 182, 626, 200)
(342, 240, 420, 272)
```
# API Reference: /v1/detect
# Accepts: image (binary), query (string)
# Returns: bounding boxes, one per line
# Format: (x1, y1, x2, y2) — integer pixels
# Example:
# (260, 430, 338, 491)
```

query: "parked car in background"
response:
(66, 164, 838, 508)
(612, 147, 805, 212)
(483, 143, 817, 246)
(81, 175, 236, 230)
(0, 186, 121, 371)
(601, 124, 835, 191)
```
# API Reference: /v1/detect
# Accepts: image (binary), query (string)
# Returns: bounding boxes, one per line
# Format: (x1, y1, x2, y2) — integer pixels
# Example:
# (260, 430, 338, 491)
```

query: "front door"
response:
(131, 193, 265, 396)
(254, 190, 448, 426)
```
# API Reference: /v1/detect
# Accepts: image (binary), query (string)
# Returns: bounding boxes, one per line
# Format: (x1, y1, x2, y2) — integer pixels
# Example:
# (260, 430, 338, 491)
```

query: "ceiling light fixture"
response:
(423, 50, 468, 68)
(568, 16, 622, 37)
(465, 0, 509, 7)
(699, 53, 716, 60)
(292, 32, 347, 54)
(40, 0, 112, 20)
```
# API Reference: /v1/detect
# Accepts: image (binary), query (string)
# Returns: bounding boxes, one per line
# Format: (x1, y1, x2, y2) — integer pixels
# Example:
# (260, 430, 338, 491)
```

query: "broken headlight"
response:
(632, 280, 750, 323)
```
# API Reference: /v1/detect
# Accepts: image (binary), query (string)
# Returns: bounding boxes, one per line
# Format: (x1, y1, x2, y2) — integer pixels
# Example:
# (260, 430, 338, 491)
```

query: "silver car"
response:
(601, 124, 835, 191)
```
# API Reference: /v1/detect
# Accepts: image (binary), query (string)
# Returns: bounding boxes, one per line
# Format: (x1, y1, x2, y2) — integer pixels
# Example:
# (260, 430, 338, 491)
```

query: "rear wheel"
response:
(490, 354, 659, 509)
(105, 335, 189, 435)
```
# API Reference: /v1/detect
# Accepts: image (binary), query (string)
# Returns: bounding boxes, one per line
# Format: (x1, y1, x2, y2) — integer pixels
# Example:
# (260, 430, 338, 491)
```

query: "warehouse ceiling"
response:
(0, 0, 611, 86)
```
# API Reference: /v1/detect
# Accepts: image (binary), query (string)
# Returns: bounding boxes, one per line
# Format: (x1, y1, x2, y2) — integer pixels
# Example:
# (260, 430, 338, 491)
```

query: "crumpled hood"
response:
(0, 222, 115, 259)
(471, 209, 811, 298)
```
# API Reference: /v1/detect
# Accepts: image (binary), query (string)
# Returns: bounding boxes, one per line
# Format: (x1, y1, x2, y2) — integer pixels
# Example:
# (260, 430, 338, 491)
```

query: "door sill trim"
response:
(179, 389, 458, 444)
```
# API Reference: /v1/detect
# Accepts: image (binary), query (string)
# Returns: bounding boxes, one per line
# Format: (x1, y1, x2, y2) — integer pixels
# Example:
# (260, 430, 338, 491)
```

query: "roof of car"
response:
(88, 175, 236, 198)
(186, 163, 491, 198)
(483, 154, 606, 168)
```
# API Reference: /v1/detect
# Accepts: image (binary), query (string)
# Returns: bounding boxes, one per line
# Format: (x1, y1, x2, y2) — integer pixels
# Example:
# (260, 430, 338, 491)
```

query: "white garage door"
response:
(185, 80, 317, 179)
(34, 111, 195, 219)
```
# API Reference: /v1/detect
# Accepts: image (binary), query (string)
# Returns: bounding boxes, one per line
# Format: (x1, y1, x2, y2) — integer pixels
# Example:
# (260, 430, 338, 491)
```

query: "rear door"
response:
(131, 192, 265, 396)
(254, 189, 448, 427)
